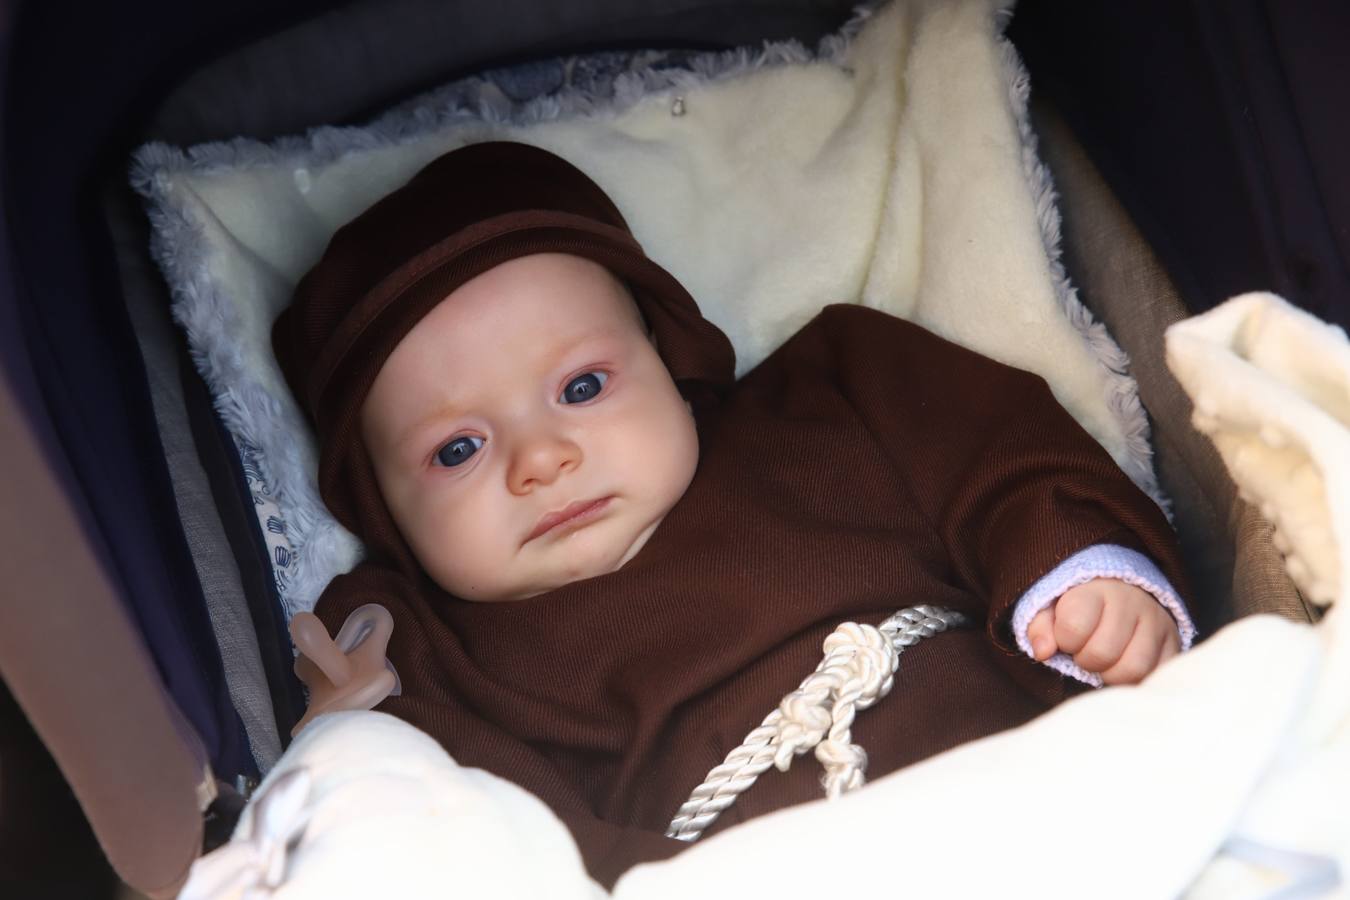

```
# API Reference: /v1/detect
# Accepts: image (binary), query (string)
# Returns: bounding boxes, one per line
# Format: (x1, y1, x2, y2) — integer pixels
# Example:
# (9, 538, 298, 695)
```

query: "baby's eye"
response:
(435, 435, 484, 467)
(560, 371, 609, 404)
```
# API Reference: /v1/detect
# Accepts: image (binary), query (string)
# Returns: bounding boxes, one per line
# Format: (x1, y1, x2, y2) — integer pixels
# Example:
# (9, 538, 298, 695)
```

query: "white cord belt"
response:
(666, 605, 969, 842)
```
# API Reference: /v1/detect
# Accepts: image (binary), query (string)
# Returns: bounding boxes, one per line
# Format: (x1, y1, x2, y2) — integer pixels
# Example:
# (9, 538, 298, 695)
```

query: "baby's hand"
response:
(1025, 578, 1181, 685)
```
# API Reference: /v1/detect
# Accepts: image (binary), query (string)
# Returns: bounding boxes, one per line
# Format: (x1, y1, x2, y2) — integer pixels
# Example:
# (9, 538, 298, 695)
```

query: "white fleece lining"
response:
(132, 0, 1167, 617)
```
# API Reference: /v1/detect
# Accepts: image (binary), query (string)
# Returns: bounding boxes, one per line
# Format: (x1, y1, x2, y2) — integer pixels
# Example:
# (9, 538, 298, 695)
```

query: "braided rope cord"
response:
(665, 605, 969, 842)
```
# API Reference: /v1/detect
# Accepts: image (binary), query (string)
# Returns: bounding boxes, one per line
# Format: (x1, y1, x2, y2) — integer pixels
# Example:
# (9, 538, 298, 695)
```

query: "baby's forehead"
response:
(361, 253, 652, 423)
(414, 255, 644, 340)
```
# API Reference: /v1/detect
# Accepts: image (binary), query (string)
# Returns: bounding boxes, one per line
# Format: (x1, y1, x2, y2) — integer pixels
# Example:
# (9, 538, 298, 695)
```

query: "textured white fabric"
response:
(182, 711, 606, 900)
(1165, 292, 1348, 610)
(133, 0, 1164, 616)
(181, 292, 1350, 899)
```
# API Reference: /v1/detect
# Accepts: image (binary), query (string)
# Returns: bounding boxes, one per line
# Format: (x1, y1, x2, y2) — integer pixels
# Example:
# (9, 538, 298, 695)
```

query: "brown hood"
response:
(272, 141, 735, 564)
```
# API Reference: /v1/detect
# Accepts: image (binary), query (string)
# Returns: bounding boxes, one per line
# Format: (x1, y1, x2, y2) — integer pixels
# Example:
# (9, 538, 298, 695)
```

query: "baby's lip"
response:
(525, 496, 614, 544)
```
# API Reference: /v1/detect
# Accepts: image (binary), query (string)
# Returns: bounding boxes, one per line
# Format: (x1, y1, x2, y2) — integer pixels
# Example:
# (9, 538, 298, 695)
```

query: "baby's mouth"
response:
(524, 496, 614, 544)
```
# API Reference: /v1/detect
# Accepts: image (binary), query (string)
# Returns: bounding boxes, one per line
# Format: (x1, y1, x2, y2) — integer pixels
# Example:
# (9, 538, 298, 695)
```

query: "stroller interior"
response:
(2, 0, 1347, 896)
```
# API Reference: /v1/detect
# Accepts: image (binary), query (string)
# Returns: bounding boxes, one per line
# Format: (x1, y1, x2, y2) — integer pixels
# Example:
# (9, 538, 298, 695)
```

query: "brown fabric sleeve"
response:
(817, 304, 1196, 648)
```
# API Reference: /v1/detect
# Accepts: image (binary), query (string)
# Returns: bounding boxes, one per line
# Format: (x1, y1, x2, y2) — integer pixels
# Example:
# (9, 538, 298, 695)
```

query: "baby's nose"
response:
(506, 433, 581, 494)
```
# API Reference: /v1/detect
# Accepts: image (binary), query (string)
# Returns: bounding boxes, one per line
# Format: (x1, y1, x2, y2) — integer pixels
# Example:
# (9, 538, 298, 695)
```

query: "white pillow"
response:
(133, 0, 1165, 618)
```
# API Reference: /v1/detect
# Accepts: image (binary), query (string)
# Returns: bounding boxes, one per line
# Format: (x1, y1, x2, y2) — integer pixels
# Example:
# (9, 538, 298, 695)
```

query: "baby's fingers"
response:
(1100, 626, 1167, 686)
(1051, 587, 1105, 656)
(1071, 602, 1136, 674)
(1026, 607, 1058, 661)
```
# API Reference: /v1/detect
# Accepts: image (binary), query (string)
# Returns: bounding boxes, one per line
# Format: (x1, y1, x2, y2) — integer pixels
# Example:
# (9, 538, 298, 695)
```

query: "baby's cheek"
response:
(415, 491, 511, 600)
(631, 399, 697, 501)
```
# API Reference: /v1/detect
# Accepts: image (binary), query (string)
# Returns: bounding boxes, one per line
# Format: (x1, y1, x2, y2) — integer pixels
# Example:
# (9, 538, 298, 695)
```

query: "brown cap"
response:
(272, 141, 734, 547)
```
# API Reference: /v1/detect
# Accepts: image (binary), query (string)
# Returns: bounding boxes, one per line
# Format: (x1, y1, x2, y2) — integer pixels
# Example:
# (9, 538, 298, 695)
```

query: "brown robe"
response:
(311, 302, 1193, 888)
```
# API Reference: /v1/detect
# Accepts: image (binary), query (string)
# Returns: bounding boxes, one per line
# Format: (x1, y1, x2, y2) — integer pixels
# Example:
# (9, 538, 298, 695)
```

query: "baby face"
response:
(360, 253, 698, 601)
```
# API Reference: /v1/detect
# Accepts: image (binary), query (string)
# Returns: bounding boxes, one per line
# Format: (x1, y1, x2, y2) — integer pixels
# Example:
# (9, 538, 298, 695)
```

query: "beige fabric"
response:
(1032, 102, 1313, 628)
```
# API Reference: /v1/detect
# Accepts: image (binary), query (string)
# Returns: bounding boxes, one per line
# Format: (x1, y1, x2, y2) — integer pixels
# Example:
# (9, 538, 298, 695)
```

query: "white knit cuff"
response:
(1010, 544, 1197, 687)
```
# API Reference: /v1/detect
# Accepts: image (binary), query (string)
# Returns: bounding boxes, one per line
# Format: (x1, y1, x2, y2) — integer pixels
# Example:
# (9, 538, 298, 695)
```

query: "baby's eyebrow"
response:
(395, 402, 463, 453)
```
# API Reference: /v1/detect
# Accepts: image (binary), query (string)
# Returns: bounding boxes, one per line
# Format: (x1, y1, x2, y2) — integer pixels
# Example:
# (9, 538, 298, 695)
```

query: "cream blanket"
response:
(180, 293, 1349, 899)
(135, 0, 1162, 616)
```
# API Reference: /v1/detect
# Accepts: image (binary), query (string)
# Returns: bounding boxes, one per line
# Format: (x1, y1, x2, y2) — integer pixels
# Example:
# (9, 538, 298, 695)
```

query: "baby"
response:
(274, 142, 1195, 887)
(362, 249, 1183, 674)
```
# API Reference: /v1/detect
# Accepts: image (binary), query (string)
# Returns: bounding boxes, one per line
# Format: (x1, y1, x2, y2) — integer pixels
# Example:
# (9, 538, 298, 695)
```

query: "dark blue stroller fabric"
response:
(1, 0, 302, 784)
(1011, 0, 1350, 332)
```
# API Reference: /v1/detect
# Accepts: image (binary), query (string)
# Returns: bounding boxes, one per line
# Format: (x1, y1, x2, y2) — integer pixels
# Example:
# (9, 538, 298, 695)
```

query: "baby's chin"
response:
(444, 512, 668, 602)
(454, 562, 618, 603)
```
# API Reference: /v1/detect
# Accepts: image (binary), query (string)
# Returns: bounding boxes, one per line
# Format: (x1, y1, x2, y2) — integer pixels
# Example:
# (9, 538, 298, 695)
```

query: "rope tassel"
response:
(666, 605, 968, 842)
